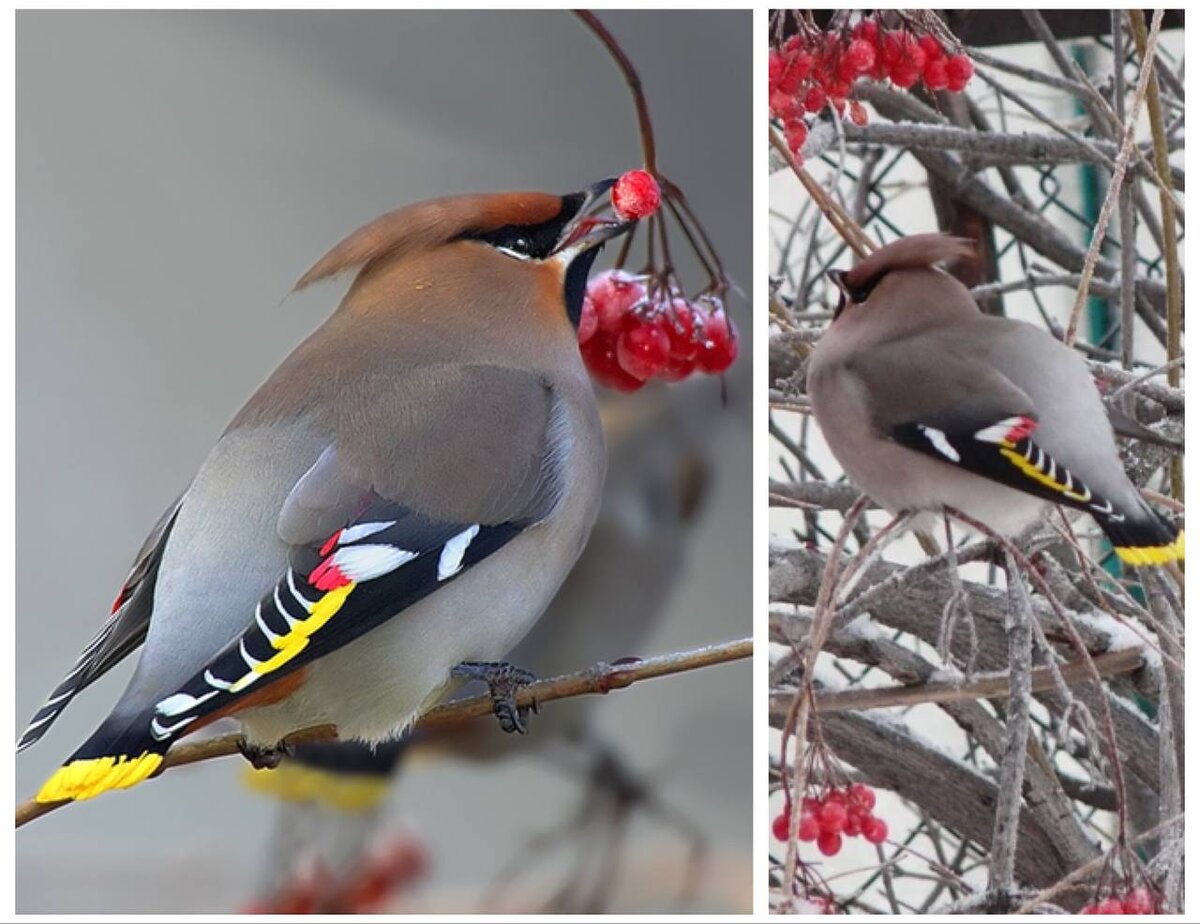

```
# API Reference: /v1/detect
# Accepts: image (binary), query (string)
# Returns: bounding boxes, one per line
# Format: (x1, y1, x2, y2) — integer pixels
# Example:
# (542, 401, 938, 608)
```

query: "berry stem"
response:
(573, 10, 658, 174)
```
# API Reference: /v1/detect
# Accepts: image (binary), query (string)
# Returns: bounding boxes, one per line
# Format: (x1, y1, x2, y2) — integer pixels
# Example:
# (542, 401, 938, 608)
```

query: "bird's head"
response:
(826, 233, 976, 324)
(296, 180, 636, 330)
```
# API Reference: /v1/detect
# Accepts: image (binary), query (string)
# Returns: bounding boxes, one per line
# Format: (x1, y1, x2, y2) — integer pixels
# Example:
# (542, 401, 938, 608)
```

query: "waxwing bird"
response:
(807, 233, 1183, 566)
(241, 384, 714, 913)
(21, 180, 640, 804)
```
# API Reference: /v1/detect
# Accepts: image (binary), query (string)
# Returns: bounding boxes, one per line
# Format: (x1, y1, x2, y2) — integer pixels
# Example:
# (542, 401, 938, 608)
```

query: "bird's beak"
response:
(552, 178, 636, 258)
(827, 269, 852, 320)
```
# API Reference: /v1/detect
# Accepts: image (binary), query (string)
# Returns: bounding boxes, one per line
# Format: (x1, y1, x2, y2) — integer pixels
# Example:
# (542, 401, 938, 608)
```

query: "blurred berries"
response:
(580, 270, 738, 391)
(611, 169, 662, 220)
(1080, 885, 1162, 915)
(769, 15, 974, 161)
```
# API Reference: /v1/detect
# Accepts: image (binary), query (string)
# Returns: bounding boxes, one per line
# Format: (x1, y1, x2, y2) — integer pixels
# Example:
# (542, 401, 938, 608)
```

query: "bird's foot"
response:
(238, 738, 293, 770)
(451, 660, 538, 734)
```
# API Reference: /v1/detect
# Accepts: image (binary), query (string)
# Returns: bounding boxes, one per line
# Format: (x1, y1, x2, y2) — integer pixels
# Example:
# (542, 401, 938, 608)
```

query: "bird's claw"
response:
(452, 660, 538, 734)
(238, 738, 294, 770)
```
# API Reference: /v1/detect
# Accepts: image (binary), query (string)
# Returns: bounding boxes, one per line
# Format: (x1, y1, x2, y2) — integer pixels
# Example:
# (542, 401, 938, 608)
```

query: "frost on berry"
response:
(696, 309, 739, 374)
(611, 169, 661, 221)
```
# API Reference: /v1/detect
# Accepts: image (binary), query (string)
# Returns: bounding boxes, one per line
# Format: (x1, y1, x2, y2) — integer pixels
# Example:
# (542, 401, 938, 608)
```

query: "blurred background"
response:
(16, 10, 751, 913)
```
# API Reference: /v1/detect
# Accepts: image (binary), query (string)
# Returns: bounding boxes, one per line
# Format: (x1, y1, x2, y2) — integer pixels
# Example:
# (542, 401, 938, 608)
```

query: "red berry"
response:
(586, 270, 646, 332)
(611, 169, 661, 220)
(853, 19, 879, 44)
(577, 294, 599, 344)
(918, 34, 945, 62)
(616, 322, 670, 381)
(878, 30, 903, 66)
(923, 56, 950, 91)
(818, 801, 847, 834)
(779, 51, 813, 94)
(901, 33, 928, 68)
(844, 812, 863, 836)
(662, 299, 700, 354)
(803, 84, 827, 113)
(848, 99, 869, 127)
(816, 830, 842, 856)
(889, 64, 919, 88)
(863, 817, 889, 845)
(772, 811, 790, 841)
(784, 119, 809, 157)
(946, 54, 974, 92)
(838, 38, 876, 80)
(770, 90, 800, 122)
(768, 51, 785, 92)
(1094, 898, 1124, 915)
(580, 332, 644, 392)
(696, 309, 738, 373)
(798, 811, 821, 842)
(1122, 887, 1155, 914)
(1080, 904, 1098, 915)
(848, 782, 876, 810)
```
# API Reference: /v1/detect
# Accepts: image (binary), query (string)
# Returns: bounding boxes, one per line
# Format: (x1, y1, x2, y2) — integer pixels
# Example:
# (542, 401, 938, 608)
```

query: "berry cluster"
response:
(580, 270, 738, 392)
(611, 169, 662, 221)
(772, 783, 888, 857)
(241, 835, 428, 914)
(1080, 887, 1160, 915)
(770, 16, 974, 159)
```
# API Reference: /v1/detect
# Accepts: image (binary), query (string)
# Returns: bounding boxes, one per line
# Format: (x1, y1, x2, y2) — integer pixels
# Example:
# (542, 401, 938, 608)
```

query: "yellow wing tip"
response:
(1115, 530, 1185, 567)
(35, 752, 163, 804)
(242, 762, 389, 814)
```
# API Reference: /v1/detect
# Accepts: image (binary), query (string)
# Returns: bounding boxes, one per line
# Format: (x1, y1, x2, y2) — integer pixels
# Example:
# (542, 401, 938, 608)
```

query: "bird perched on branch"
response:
(241, 386, 714, 912)
(21, 180, 642, 804)
(807, 233, 1183, 565)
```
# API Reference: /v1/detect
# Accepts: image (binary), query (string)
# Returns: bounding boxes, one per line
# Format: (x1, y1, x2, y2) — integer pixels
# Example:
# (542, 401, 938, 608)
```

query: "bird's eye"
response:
(464, 210, 574, 261)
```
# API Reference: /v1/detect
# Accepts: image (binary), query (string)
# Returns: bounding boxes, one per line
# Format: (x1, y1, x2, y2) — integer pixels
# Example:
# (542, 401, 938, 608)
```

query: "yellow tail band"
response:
(243, 762, 390, 814)
(35, 752, 164, 803)
(1114, 530, 1185, 567)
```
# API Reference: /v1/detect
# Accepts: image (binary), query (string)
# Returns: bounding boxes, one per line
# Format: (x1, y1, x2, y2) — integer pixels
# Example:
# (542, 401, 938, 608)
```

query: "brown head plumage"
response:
(294, 191, 571, 292)
(829, 234, 976, 316)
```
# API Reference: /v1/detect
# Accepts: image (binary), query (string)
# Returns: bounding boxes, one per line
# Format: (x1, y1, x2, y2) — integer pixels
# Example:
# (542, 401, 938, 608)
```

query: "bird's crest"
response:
(293, 192, 565, 292)
(842, 233, 975, 292)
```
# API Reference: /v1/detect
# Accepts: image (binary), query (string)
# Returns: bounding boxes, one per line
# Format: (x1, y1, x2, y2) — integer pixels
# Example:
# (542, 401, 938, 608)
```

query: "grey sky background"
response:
(16, 10, 751, 912)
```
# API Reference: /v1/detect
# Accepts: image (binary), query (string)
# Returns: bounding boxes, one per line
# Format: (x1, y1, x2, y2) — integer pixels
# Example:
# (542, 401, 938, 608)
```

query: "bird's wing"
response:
(36, 365, 570, 803)
(849, 341, 1119, 515)
(18, 492, 186, 752)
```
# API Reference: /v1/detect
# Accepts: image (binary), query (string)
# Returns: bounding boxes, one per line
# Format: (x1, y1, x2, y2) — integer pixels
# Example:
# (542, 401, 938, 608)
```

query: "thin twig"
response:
(15, 638, 752, 830)
(1063, 9, 1162, 347)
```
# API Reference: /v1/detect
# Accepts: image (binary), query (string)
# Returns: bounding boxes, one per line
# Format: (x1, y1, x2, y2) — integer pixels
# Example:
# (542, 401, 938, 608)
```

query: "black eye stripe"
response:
(462, 192, 585, 260)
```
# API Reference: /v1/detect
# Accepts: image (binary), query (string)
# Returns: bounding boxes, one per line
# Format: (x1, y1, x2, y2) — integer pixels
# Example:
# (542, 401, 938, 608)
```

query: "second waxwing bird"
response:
(807, 234, 1183, 566)
(21, 180, 639, 804)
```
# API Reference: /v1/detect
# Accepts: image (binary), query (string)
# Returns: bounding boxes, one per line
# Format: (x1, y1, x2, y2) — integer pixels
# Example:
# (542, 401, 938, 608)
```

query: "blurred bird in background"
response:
(240, 382, 716, 913)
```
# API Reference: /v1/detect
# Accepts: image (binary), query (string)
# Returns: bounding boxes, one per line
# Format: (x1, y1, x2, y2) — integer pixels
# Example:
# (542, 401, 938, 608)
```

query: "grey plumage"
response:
(808, 234, 1181, 561)
(26, 184, 633, 804)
